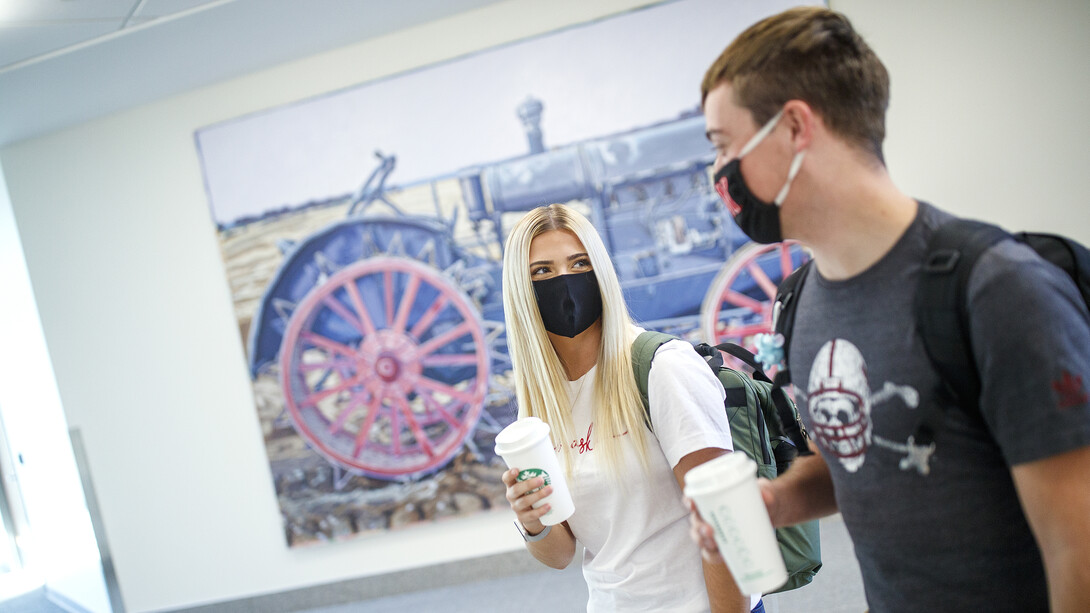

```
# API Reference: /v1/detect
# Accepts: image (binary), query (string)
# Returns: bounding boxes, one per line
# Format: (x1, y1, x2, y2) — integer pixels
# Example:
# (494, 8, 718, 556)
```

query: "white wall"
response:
(833, 0, 1090, 243)
(1, 0, 1088, 612)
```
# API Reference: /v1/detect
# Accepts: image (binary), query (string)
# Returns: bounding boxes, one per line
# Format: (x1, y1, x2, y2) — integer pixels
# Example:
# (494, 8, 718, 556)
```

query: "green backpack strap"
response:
(632, 330, 677, 420)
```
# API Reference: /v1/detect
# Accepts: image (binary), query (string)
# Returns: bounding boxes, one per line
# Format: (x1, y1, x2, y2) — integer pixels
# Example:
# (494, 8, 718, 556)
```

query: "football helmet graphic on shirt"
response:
(808, 339, 874, 473)
(806, 339, 930, 474)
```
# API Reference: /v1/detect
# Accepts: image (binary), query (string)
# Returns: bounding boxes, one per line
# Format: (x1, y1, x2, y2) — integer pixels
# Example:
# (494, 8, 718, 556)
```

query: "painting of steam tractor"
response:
(230, 99, 807, 542)
(246, 98, 807, 482)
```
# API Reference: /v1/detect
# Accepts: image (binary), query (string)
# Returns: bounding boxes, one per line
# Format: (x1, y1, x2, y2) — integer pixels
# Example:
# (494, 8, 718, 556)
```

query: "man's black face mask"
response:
(711, 108, 805, 245)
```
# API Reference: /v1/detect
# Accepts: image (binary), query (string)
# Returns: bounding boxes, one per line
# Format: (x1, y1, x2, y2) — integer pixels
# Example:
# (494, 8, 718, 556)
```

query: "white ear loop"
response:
(774, 150, 807, 206)
(737, 108, 806, 207)
(738, 109, 784, 157)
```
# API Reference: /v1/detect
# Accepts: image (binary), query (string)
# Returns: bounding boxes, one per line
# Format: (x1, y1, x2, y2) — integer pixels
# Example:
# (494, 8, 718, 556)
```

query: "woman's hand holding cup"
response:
(495, 417, 575, 527)
(503, 467, 553, 535)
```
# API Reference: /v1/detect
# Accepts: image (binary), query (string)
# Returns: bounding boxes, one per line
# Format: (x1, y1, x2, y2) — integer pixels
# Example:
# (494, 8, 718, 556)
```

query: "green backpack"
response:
(632, 330, 822, 594)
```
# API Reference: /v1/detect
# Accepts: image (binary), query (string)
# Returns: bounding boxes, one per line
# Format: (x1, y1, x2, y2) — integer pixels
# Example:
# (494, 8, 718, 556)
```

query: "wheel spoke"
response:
(420, 352, 481, 367)
(299, 358, 354, 372)
(396, 396, 436, 458)
(409, 292, 450, 340)
(352, 394, 384, 458)
(300, 372, 367, 408)
(718, 322, 771, 339)
(321, 295, 366, 336)
(779, 244, 794, 278)
(745, 257, 779, 300)
(392, 273, 422, 334)
(345, 280, 377, 336)
(415, 321, 473, 358)
(389, 395, 402, 455)
(328, 389, 369, 435)
(384, 270, 394, 328)
(718, 289, 765, 314)
(300, 331, 358, 360)
(418, 388, 465, 430)
(415, 375, 480, 406)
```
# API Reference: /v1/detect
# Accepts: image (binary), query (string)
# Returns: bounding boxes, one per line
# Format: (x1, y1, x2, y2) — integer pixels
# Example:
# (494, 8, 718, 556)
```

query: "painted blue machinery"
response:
(247, 103, 807, 480)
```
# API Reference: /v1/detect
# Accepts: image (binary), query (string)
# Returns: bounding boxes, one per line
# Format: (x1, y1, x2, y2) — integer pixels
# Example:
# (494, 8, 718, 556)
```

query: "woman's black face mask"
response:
(532, 270, 603, 338)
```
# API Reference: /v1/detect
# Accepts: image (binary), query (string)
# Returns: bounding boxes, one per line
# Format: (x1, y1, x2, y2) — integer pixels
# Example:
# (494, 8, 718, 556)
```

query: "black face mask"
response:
(711, 109, 805, 245)
(714, 161, 783, 244)
(532, 271, 603, 338)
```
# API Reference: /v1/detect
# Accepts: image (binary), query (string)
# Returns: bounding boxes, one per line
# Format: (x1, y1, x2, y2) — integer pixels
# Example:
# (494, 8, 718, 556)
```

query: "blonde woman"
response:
(500, 203, 759, 613)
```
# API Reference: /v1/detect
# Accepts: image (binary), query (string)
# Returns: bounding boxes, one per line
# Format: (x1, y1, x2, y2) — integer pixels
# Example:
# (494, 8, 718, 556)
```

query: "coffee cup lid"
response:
(494, 416, 551, 456)
(684, 452, 756, 497)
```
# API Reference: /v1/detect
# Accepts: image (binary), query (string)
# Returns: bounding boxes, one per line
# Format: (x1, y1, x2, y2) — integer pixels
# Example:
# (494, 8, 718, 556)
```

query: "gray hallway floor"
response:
(2, 514, 866, 612)
(297, 514, 866, 613)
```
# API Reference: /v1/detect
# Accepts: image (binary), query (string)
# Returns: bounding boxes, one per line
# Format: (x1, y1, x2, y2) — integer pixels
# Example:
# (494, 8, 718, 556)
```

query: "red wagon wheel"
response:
(279, 256, 489, 480)
(700, 240, 810, 356)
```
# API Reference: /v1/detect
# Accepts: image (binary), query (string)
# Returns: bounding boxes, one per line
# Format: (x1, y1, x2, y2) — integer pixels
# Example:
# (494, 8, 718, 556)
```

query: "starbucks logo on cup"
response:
(517, 468, 551, 494)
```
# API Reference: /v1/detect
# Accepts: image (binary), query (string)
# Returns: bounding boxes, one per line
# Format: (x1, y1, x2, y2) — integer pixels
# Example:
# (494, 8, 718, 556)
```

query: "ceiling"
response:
(0, 0, 507, 148)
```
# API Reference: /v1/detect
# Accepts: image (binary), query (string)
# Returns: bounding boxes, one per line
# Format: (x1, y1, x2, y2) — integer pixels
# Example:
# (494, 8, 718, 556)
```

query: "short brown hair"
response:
(702, 7, 889, 162)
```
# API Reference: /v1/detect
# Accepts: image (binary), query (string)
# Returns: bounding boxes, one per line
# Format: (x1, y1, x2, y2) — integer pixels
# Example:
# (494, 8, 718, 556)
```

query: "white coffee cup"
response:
(494, 417, 575, 526)
(684, 452, 787, 595)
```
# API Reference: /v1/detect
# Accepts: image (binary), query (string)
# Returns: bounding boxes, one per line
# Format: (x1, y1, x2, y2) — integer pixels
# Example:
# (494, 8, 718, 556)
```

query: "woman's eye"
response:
(530, 266, 549, 276)
(573, 259, 591, 270)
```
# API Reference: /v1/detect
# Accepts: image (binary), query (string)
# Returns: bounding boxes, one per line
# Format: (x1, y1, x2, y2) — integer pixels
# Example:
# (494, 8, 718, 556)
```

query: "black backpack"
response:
(773, 218, 1090, 447)
(632, 330, 822, 594)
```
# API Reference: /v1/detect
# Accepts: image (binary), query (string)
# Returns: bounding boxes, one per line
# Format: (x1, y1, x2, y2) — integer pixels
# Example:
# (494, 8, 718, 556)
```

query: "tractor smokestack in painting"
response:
(518, 96, 545, 154)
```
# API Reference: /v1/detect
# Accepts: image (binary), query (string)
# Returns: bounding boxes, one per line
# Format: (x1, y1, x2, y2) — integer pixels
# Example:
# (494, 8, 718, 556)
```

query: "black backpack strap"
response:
(692, 342, 754, 427)
(717, 342, 773, 384)
(912, 218, 1009, 444)
(773, 260, 813, 374)
(1014, 232, 1090, 307)
(715, 342, 813, 457)
(757, 260, 815, 456)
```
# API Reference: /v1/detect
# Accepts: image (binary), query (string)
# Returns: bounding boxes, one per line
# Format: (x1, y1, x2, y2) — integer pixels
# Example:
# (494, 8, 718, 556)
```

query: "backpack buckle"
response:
(693, 343, 724, 370)
(771, 299, 783, 332)
(924, 249, 960, 274)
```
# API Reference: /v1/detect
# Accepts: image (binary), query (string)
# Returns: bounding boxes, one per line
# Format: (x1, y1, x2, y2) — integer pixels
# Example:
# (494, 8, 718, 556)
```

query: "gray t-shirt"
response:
(789, 202, 1090, 612)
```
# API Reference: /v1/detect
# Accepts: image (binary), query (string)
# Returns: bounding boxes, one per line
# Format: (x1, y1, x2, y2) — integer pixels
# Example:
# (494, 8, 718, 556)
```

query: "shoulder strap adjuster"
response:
(924, 249, 960, 274)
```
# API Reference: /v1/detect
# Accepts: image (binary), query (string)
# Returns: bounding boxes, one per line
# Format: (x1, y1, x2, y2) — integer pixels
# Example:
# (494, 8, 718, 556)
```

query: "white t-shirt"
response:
(561, 338, 734, 612)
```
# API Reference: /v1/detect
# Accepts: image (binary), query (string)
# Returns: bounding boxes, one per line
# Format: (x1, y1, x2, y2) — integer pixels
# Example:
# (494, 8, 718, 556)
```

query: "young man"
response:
(690, 6, 1090, 612)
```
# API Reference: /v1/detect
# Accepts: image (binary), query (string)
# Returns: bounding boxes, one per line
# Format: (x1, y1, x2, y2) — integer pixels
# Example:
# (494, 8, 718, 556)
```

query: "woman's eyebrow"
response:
(528, 252, 588, 269)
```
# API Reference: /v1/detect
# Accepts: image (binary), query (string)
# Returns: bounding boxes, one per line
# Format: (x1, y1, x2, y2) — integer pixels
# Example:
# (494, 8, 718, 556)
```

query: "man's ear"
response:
(782, 99, 815, 151)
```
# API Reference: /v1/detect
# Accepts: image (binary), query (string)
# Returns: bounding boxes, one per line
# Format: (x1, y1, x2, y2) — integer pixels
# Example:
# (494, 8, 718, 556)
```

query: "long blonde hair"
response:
(501, 204, 651, 477)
